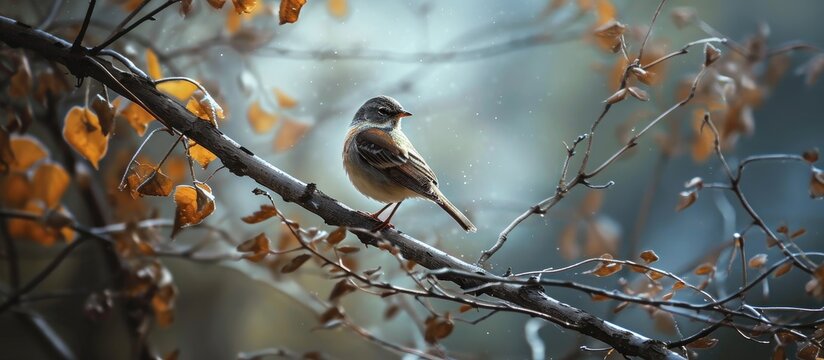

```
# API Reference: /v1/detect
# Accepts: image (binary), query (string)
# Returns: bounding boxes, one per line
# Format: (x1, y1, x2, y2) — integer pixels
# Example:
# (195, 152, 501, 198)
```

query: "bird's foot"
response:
(371, 221, 395, 232)
(357, 210, 383, 220)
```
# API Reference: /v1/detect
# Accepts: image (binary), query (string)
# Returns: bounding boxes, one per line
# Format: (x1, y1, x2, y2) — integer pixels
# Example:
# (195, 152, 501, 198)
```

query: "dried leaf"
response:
(236, 233, 271, 262)
(91, 94, 117, 136)
(9, 136, 48, 171)
(186, 94, 225, 126)
(8, 201, 75, 245)
(810, 168, 824, 199)
(279, 0, 307, 24)
(704, 43, 721, 66)
(686, 337, 718, 349)
(327, 226, 347, 245)
(796, 343, 820, 360)
(280, 253, 311, 272)
(207, 0, 226, 9)
(188, 140, 217, 169)
(179, 0, 193, 16)
(558, 223, 579, 260)
(273, 118, 310, 152)
(627, 86, 650, 101)
(459, 304, 474, 313)
(146, 48, 162, 79)
(328, 279, 357, 301)
(328, 0, 346, 18)
(694, 262, 715, 276)
(31, 162, 70, 208)
(273, 88, 298, 108)
(120, 102, 155, 136)
(802, 148, 819, 164)
(0, 173, 30, 208)
(158, 80, 198, 101)
(9, 55, 32, 98)
(232, 0, 257, 14)
(604, 88, 628, 104)
(653, 310, 677, 335)
(675, 190, 698, 211)
(241, 204, 278, 224)
(774, 262, 793, 278)
(63, 106, 109, 169)
(136, 170, 174, 197)
(684, 176, 703, 190)
(172, 182, 216, 237)
(640, 250, 659, 264)
(247, 100, 279, 133)
(424, 314, 454, 343)
(673, 281, 686, 290)
(748, 254, 768, 269)
(337, 245, 360, 254)
(803, 54, 824, 86)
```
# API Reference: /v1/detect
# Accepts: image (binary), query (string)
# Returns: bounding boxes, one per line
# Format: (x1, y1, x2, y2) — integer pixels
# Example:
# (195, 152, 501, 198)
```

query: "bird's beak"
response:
(398, 110, 413, 118)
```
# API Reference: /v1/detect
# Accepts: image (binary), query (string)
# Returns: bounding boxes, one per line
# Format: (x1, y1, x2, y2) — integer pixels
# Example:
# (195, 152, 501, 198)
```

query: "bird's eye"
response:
(377, 107, 390, 116)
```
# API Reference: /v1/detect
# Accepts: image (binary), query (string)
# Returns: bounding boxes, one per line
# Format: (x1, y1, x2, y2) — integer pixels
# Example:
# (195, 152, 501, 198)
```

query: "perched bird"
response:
(343, 96, 476, 232)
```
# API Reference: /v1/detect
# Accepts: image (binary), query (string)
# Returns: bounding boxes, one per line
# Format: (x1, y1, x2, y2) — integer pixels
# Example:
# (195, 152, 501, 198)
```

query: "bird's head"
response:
(351, 95, 412, 129)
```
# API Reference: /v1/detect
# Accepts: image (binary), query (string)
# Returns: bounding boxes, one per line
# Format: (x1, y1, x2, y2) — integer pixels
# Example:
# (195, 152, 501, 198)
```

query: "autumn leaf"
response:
(136, 170, 174, 197)
(146, 48, 162, 79)
(424, 314, 454, 343)
(327, 226, 347, 245)
(247, 100, 278, 133)
(124, 162, 156, 198)
(237, 233, 271, 262)
(120, 102, 155, 136)
(273, 118, 310, 152)
(91, 94, 117, 136)
(31, 162, 70, 208)
(188, 140, 217, 169)
(328, 279, 357, 301)
(279, 0, 307, 24)
(158, 80, 198, 100)
(9, 55, 32, 98)
(232, 0, 257, 14)
(694, 262, 716, 276)
(8, 201, 75, 246)
(186, 93, 225, 126)
(281, 253, 312, 272)
(675, 190, 697, 211)
(241, 204, 278, 223)
(9, 136, 48, 171)
(810, 167, 824, 199)
(63, 106, 109, 169)
(0, 173, 30, 208)
(686, 337, 719, 349)
(179, 0, 193, 16)
(639, 250, 659, 264)
(207, 0, 226, 9)
(328, 0, 346, 18)
(594, 0, 615, 25)
(172, 182, 216, 237)
(273, 88, 298, 108)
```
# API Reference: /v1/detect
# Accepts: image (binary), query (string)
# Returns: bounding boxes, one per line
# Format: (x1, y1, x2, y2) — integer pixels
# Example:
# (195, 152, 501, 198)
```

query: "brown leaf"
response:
(686, 337, 718, 349)
(281, 253, 311, 272)
(810, 168, 824, 199)
(424, 314, 454, 343)
(672, 281, 686, 290)
(273, 88, 298, 108)
(247, 100, 279, 133)
(136, 170, 174, 197)
(9, 55, 32, 98)
(796, 343, 820, 360)
(279, 0, 307, 24)
(803, 54, 824, 86)
(802, 148, 819, 164)
(694, 262, 715, 276)
(8, 201, 75, 245)
(653, 310, 677, 335)
(179, 0, 193, 16)
(31, 162, 70, 208)
(241, 204, 278, 224)
(9, 136, 48, 172)
(639, 250, 659, 264)
(337, 245, 360, 254)
(273, 118, 310, 152)
(172, 182, 216, 237)
(558, 223, 579, 260)
(207, 0, 226, 9)
(684, 176, 704, 190)
(675, 190, 698, 211)
(63, 106, 109, 169)
(704, 43, 721, 66)
(236, 233, 271, 262)
(91, 94, 117, 136)
(232, 0, 257, 14)
(146, 48, 162, 79)
(627, 86, 650, 101)
(327, 227, 347, 245)
(384, 304, 400, 320)
(328, 279, 357, 301)
(120, 102, 155, 136)
(774, 262, 793, 278)
(0, 173, 30, 208)
(748, 254, 767, 269)
(604, 88, 628, 104)
(459, 304, 474, 313)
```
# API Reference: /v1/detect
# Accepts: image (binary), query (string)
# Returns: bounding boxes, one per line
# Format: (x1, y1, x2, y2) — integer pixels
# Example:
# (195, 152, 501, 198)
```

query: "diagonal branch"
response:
(0, 16, 682, 360)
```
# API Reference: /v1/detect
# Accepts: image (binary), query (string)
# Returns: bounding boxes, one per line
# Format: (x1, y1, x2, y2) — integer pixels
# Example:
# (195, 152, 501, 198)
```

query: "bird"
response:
(343, 96, 477, 233)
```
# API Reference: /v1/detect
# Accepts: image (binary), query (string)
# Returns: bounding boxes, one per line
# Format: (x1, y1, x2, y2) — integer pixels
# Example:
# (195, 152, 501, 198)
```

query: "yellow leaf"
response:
(188, 140, 217, 169)
(279, 0, 307, 24)
(146, 48, 162, 80)
(328, 0, 346, 18)
(124, 162, 156, 198)
(9, 136, 48, 171)
(273, 118, 310, 152)
(158, 80, 198, 100)
(273, 88, 297, 108)
(120, 102, 155, 136)
(186, 94, 225, 126)
(62, 106, 109, 169)
(232, 0, 257, 14)
(8, 201, 75, 246)
(0, 173, 30, 208)
(31, 162, 70, 208)
(247, 100, 278, 133)
(137, 170, 174, 197)
(172, 182, 215, 237)
(594, 0, 615, 25)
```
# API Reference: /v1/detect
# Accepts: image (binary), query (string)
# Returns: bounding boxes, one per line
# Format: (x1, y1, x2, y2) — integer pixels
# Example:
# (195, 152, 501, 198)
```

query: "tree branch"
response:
(0, 16, 682, 360)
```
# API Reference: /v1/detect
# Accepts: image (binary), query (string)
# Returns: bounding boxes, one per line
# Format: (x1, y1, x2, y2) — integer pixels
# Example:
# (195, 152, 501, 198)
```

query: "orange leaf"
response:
(172, 182, 216, 237)
(594, 0, 615, 25)
(9, 136, 48, 171)
(810, 168, 824, 199)
(136, 170, 174, 197)
(8, 201, 75, 246)
(694, 262, 715, 276)
(675, 190, 698, 212)
(424, 314, 454, 343)
(62, 106, 109, 169)
(9, 55, 32, 99)
(273, 118, 310, 152)
(158, 80, 198, 100)
(328, 278, 357, 301)
(639, 250, 659, 264)
(273, 88, 297, 108)
(241, 204, 278, 224)
(146, 48, 162, 80)
(279, 0, 307, 24)
(748, 254, 768, 269)
(187, 140, 217, 169)
(247, 100, 279, 133)
(328, 0, 346, 18)
(31, 162, 70, 208)
(186, 94, 225, 125)
(327, 226, 347, 245)
(207, 0, 226, 9)
(237, 233, 271, 262)
(232, 0, 257, 14)
(281, 253, 312, 272)
(774, 262, 793, 278)
(120, 102, 155, 136)
(0, 173, 30, 208)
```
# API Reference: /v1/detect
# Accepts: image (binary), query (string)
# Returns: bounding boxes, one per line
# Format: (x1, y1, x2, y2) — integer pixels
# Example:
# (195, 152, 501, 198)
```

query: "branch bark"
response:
(0, 16, 682, 360)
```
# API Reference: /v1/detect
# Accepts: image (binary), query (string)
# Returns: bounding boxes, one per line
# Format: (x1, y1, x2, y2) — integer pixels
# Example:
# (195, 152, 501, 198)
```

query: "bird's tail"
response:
(435, 190, 477, 233)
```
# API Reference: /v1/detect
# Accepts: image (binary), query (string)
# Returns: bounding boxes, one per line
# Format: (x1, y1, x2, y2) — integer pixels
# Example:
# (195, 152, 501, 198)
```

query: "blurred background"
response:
(1, 0, 823, 358)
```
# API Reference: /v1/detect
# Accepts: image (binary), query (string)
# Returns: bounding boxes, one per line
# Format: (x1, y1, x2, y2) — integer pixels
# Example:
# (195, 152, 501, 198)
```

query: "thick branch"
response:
(0, 17, 681, 360)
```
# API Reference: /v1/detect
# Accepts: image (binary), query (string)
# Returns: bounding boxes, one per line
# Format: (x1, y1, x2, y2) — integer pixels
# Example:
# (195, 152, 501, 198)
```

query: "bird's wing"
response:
(354, 128, 439, 200)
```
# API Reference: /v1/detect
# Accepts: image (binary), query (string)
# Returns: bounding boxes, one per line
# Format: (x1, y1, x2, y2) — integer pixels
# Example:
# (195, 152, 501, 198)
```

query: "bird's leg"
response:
(372, 201, 403, 232)
(370, 203, 394, 219)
